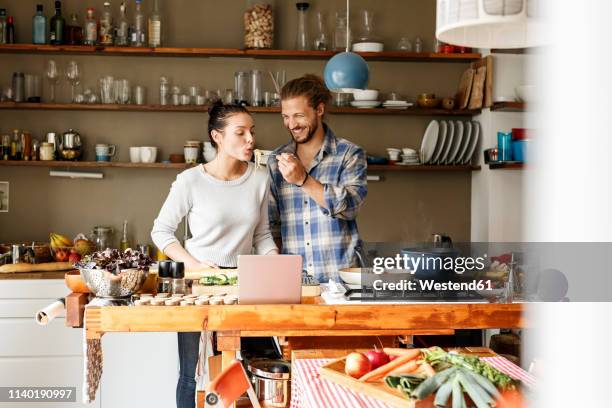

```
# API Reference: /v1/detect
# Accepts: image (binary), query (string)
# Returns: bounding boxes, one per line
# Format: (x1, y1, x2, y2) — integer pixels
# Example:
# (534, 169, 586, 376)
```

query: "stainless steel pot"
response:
(248, 359, 291, 407)
(61, 128, 82, 149)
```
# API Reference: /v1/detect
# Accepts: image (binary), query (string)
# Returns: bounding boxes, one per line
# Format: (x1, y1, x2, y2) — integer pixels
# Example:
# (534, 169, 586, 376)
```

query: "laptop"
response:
(238, 255, 302, 305)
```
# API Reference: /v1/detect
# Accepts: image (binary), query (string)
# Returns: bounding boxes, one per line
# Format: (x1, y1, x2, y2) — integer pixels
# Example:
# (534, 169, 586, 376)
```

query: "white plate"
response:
(456, 122, 472, 164)
(420, 120, 439, 164)
(446, 121, 464, 164)
(430, 120, 447, 164)
(438, 120, 454, 164)
(350, 101, 381, 108)
(396, 162, 421, 166)
(383, 100, 412, 106)
(463, 121, 480, 164)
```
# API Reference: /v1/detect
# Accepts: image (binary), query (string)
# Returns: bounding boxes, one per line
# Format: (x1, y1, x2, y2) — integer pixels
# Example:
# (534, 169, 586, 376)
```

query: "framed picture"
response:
(0, 182, 8, 212)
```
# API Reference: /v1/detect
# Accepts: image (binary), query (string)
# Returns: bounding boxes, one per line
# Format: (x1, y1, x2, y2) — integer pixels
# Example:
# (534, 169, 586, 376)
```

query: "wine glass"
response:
(65, 61, 81, 103)
(45, 60, 60, 103)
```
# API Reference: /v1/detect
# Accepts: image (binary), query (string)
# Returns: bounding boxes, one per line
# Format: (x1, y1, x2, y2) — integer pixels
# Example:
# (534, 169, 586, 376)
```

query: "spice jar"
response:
(40, 142, 54, 161)
(244, 1, 274, 49)
(170, 261, 186, 295)
(157, 260, 172, 294)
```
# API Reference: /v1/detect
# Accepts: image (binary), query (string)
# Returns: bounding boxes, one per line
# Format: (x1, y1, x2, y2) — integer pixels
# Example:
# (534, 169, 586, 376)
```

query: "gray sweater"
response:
(151, 162, 277, 267)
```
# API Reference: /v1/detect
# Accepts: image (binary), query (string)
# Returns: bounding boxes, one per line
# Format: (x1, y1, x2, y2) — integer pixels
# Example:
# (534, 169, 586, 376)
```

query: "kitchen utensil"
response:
(60, 128, 82, 161)
(416, 93, 440, 108)
(468, 66, 486, 109)
(140, 146, 157, 163)
(438, 120, 454, 164)
(446, 120, 464, 164)
(430, 120, 447, 163)
(463, 121, 480, 164)
(456, 121, 472, 164)
(352, 89, 379, 101)
(80, 267, 148, 298)
(129, 146, 141, 163)
(420, 120, 439, 164)
(248, 359, 291, 407)
(455, 68, 474, 109)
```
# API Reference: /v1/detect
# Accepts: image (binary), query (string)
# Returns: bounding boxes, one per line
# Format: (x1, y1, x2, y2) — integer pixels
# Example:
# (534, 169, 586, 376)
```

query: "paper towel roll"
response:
(36, 299, 65, 325)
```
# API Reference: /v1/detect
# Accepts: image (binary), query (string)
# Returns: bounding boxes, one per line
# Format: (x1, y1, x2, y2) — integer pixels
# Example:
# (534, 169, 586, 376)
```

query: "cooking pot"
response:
(248, 359, 291, 407)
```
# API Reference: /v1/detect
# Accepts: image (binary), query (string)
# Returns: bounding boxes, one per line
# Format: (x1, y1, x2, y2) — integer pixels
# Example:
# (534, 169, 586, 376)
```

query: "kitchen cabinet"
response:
(0, 278, 178, 408)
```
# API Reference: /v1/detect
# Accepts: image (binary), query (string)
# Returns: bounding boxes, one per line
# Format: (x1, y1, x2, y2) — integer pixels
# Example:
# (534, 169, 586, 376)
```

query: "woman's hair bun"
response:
(207, 99, 225, 116)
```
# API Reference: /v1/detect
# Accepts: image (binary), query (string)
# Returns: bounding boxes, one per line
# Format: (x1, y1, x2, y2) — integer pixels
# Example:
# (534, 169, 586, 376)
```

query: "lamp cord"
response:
(346, 0, 350, 53)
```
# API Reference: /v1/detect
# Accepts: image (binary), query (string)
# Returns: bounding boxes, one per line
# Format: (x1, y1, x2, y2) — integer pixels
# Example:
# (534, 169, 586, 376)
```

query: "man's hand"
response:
(276, 153, 307, 185)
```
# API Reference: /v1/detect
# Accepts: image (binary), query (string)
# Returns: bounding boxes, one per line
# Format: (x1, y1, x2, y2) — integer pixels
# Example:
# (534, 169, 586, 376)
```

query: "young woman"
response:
(151, 101, 277, 408)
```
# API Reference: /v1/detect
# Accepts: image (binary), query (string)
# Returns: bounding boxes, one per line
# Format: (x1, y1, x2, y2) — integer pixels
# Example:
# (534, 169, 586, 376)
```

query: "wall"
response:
(0, 0, 473, 246)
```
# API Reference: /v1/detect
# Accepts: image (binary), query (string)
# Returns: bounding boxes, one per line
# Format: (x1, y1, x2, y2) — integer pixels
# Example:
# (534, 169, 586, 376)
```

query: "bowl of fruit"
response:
(76, 248, 153, 298)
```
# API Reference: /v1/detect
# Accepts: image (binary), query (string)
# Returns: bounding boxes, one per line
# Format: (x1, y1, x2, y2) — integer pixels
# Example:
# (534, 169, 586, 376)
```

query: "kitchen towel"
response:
(82, 307, 103, 404)
(35, 298, 65, 325)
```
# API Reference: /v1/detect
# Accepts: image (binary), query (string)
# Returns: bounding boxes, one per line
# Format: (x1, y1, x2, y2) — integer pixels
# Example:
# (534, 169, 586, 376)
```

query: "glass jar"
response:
(313, 11, 329, 51)
(244, 0, 274, 49)
(40, 142, 54, 161)
(234, 71, 249, 105)
(159, 76, 169, 106)
(332, 11, 351, 51)
(91, 226, 114, 251)
(250, 70, 263, 106)
(354, 10, 381, 45)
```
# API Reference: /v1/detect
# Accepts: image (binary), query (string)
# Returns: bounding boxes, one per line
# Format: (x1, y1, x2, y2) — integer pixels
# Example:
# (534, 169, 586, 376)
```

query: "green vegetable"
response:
(412, 367, 457, 400)
(198, 274, 238, 286)
(456, 371, 493, 408)
(385, 374, 425, 397)
(452, 378, 466, 408)
(434, 379, 453, 407)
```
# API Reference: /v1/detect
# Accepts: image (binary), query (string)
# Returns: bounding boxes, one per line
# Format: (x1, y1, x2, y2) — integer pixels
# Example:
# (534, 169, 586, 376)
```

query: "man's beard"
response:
(289, 119, 318, 144)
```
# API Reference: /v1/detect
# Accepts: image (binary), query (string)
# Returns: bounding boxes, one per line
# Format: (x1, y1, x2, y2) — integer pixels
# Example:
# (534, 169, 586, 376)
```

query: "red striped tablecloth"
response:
(291, 356, 535, 408)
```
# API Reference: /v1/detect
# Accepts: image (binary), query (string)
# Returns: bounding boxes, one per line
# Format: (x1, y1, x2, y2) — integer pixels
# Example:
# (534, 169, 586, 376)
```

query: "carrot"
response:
(383, 347, 421, 357)
(420, 361, 436, 377)
(359, 349, 421, 382)
(388, 360, 419, 376)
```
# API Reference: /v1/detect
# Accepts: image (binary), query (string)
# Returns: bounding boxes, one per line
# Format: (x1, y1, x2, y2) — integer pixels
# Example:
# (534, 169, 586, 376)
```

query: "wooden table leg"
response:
(213, 331, 241, 408)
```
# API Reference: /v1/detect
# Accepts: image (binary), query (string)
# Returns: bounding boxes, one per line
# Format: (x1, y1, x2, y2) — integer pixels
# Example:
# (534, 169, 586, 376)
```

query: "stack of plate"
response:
(398, 149, 420, 165)
(419, 119, 481, 165)
(382, 100, 414, 110)
(350, 100, 381, 109)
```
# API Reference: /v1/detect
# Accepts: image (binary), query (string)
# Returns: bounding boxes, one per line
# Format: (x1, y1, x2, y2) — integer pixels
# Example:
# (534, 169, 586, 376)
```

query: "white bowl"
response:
(352, 89, 379, 101)
(402, 148, 417, 155)
(338, 268, 363, 285)
(352, 42, 384, 52)
(515, 85, 535, 103)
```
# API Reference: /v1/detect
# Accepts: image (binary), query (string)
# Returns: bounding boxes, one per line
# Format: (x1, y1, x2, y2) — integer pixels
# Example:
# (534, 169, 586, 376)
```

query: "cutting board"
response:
(192, 283, 321, 297)
(455, 68, 474, 109)
(468, 66, 487, 110)
(0, 261, 72, 274)
(319, 358, 424, 408)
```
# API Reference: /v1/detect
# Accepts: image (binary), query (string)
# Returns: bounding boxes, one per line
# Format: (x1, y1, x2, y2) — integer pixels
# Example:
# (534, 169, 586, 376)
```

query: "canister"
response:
(40, 142, 55, 161)
(497, 131, 513, 161)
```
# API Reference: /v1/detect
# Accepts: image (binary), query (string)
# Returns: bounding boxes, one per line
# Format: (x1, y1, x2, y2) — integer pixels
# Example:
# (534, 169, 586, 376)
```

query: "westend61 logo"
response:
(372, 254, 487, 274)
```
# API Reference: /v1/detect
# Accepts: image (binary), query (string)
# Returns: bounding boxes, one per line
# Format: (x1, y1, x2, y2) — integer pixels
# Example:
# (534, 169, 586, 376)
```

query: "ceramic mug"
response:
(129, 146, 141, 163)
(95, 144, 116, 161)
(140, 146, 158, 163)
(184, 145, 199, 164)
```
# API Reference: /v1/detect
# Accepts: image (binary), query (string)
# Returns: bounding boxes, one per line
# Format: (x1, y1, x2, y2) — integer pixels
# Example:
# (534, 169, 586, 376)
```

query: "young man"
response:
(267, 74, 368, 281)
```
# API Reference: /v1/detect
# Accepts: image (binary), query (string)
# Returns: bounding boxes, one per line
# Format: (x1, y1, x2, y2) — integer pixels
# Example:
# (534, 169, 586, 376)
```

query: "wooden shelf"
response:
(0, 160, 191, 169)
(0, 44, 481, 62)
(491, 101, 525, 112)
(0, 102, 481, 116)
(488, 162, 524, 170)
(368, 164, 480, 172)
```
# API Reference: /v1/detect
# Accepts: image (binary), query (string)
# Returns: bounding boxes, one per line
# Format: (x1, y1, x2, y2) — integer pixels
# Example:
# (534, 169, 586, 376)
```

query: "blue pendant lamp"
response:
(323, 0, 369, 91)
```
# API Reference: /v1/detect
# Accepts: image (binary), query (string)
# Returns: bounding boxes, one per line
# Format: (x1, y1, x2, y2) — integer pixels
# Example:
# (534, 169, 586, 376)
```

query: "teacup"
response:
(129, 147, 141, 163)
(140, 146, 158, 163)
(95, 144, 116, 162)
(386, 148, 401, 162)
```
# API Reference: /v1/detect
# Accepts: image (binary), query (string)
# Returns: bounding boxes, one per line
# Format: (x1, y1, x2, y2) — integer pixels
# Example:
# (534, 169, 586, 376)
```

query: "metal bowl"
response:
(80, 268, 148, 298)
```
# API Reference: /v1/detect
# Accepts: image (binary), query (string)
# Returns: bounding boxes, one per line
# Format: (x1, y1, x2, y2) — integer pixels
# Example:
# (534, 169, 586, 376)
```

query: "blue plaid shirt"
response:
(267, 124, 367, 281)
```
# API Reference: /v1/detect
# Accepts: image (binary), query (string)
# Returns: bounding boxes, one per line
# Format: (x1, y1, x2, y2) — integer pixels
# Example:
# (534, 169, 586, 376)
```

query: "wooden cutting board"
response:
(192, 283, 321, 297)
(455, 68, 474, 109)
(468, 66, 487, 110)
(0, 261, 72, 274)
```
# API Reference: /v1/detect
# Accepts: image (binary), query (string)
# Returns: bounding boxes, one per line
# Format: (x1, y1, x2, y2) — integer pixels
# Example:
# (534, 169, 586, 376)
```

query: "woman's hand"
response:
(197, 260, 219, 269)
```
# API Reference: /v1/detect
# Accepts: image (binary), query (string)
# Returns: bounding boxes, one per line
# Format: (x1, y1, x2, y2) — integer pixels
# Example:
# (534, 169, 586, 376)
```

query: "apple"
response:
(345, 352, 372, 379)
(365, 349, 390, 370)
(68, 249, 81, 264)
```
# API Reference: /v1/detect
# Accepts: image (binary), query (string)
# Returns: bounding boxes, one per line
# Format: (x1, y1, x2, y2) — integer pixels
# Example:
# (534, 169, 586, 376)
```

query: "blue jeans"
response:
(176, 332, 200, 408)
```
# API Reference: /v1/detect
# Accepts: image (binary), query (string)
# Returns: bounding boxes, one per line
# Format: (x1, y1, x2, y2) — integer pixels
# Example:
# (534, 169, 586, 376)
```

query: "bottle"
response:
(295, 2, 310, 51)
(6, 16, 14, 44)
(99, 2, 114, 45)
(0, 9, 6, 44)
(49, 1, 65, 45)
(83, 8, 97, 45)
(148, 0, 162, 48)
(32, 5, 47, 44)
(10, 130, 20, 160)
(119, 220, 130, 251)
(66, 13, 83, 45)
(131, 0, 145, 47)
(157, 260, 172, 294)
(115, 2, 129, 46)
(1, 134, 10, 160)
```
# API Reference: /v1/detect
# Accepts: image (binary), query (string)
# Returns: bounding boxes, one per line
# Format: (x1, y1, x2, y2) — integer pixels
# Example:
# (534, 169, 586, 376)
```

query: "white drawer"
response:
(0, 356, 100, 408)
(0, 299, 66, 318)
(0, 318, 82, 357)
(0, 280, 68, 299)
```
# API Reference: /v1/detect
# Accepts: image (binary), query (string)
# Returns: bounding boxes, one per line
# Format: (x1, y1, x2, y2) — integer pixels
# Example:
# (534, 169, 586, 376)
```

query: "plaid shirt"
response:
(267, 124, 367, 281)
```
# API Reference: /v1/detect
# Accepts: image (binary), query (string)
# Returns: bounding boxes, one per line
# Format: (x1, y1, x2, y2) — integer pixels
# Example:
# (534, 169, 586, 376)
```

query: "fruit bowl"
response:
(51, 246, 75, 262)
(80, 268, 148, 298)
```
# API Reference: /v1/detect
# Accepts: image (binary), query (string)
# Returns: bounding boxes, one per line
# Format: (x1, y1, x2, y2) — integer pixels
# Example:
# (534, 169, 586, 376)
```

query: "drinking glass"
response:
(99, 76, 115, 104)
(45, 60, 60, 103)
(65, 61, 81, 103)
